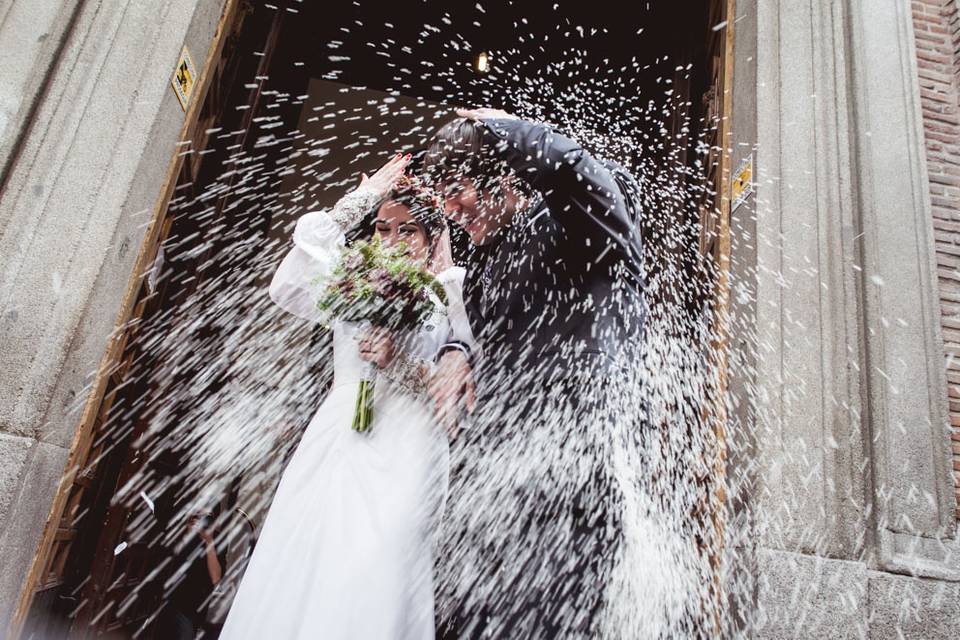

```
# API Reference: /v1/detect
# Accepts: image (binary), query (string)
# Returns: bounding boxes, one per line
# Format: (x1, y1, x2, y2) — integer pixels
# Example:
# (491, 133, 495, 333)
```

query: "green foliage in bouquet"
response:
(316, 235, 447, 331)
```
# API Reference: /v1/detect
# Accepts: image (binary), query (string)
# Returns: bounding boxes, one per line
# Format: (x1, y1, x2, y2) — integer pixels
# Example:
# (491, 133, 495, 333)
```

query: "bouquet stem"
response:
(352, 378, 375, 433)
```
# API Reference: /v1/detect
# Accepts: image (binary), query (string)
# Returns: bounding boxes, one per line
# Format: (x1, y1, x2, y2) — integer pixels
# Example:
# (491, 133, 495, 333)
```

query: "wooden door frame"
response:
(10, 1, 240, 636)
(709, 0, 736, 630)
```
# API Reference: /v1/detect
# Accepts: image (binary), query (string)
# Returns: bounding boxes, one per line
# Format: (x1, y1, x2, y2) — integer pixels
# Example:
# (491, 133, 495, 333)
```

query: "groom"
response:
(425, 108, 646, 638)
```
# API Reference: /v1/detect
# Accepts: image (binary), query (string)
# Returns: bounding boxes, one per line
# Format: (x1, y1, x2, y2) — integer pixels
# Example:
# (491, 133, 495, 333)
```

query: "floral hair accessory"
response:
(391, 174, 445, 235)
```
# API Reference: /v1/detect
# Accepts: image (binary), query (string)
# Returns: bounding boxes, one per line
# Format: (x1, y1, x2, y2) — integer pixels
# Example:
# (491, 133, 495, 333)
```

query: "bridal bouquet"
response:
(316, 236, 447, 432)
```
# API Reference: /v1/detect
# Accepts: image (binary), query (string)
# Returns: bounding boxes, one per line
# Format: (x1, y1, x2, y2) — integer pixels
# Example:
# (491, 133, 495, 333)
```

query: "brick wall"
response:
(912, 0, 960, 518)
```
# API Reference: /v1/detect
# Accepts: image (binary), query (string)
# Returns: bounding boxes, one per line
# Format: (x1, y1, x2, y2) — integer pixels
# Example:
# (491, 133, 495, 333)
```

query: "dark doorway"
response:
(22, 1, 731, 638)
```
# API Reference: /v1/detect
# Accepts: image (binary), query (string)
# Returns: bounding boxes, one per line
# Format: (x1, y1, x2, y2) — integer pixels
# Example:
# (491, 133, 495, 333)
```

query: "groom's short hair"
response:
(423, 118, 503, 190)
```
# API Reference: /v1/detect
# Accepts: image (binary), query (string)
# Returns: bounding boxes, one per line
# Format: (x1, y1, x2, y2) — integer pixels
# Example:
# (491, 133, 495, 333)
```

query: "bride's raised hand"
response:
(360, 153, 411, 199)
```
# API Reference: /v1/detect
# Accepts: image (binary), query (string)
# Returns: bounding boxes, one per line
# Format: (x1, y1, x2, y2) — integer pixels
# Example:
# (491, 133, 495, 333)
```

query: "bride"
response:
(219, 153, 476, 639)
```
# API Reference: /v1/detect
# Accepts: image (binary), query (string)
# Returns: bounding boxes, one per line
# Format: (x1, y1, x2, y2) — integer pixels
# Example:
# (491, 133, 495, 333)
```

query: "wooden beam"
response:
(709, 0, 737, 632)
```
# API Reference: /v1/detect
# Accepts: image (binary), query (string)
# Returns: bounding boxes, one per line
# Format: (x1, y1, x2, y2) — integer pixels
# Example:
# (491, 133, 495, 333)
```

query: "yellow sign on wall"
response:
(731, 154, 754, 212)
(171, 47, 197, 110)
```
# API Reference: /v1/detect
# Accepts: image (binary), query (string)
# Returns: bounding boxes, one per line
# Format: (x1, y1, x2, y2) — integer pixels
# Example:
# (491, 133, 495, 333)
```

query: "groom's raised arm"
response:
(477, 117, 637, 250)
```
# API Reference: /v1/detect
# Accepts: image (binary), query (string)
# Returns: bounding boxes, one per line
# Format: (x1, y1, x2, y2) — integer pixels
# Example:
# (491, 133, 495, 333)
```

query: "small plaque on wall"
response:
(731, 154, 754, 212)
(171, 47, 197, 110)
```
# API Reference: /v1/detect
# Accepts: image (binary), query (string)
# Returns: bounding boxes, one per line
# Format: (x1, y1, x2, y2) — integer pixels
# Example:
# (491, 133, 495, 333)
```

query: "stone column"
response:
(0, 0, 226, 632)
(846, 4, 960, 635)
(740, 0, 960, 636)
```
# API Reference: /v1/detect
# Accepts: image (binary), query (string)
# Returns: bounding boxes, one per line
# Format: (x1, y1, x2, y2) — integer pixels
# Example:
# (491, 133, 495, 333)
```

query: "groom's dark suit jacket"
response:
(463, 118, 645, 383)
(441, 118, 644, 639)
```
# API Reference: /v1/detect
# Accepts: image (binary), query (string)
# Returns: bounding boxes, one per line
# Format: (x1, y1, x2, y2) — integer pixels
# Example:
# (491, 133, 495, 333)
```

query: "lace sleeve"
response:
(328, 185, 384, 230)
(269, 185, 383, 322)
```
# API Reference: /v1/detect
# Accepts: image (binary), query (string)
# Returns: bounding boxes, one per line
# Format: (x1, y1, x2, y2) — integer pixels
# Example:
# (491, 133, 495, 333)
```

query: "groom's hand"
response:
(456, 107, 518, 122)
(429, 350, 476, 439)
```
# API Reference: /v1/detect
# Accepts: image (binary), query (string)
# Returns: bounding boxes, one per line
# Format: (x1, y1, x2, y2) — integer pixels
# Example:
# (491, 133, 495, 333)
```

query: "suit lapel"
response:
(467, 200, 547, 338)
(483, 223, 523, 320)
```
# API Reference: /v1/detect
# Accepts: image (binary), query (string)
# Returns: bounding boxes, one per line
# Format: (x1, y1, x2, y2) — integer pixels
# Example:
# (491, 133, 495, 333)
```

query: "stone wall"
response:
(741, 0, 960, 637)
(0, 0, 225, 633)
(912, 0, 960, 520)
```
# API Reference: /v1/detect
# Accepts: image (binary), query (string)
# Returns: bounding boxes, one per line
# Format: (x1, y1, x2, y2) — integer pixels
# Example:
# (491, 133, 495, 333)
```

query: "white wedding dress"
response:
(220, 189, 475, 640)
